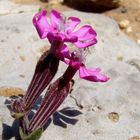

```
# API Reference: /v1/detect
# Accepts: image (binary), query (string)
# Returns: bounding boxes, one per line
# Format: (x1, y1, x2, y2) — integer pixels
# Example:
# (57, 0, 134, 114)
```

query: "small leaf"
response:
(11, 112, 24, 119)
(20, 127, 43, 140)
(38, 7, 42, 13)
(16, 113, 24, 119)
(25, 128, 43, 140)
(19, 127, 24, 140)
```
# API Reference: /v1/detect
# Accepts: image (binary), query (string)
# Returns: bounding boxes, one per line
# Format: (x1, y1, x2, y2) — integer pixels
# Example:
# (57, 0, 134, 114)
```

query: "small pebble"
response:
(19, 74, 25, 78)
(92, 106, 102, 112)
(126, 26, 132, 33)
(117, 56, 123, 61)
(137, 40, 140, 45)
(101, 39, 104, 42)
(119, 20, 130, 29)
(120, 6, 128, 13)
(92, 129, 101, 135)
(108, 112, 119, 122)
(17, 46, 21, 49)
(18, 11, 24, 13)
(129, 136, 140, 140)
(135, 16, 140, 22)
(19, 55, 25, 61)
(0, 39, 5, 42)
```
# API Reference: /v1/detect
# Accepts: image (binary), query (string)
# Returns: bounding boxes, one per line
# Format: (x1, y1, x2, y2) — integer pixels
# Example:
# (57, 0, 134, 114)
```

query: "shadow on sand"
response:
(62, 0, 115, 13)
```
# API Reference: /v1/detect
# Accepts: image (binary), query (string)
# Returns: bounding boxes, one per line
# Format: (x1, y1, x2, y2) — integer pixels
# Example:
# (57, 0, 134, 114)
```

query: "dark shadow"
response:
(30, 107, 82, 130)
(2, 120, 21, 140)
(62, 0, 115, 13)
(3, 96, 82, 139)
(4, 95, 43, 121)
(52, 107, 82, 128)
(40, 0, 48, 3)
(4, 95, 22, 111)
(43, 118, 52, 130)
(3, 97, 22, 140)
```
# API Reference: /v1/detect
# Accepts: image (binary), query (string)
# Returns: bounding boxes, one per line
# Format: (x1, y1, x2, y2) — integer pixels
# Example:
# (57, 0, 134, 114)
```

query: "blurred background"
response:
(10, 0, 140, 44)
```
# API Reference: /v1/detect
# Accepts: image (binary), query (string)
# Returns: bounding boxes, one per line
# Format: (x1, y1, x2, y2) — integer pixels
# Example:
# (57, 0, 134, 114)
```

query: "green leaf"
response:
(19, 127, 25, 140)
(25, 128, 43, 140)
(19, 126, 43, 140)
(11, 112, 24, 119)
(38, 7, 42, 13)
(16, 113, 24, 119)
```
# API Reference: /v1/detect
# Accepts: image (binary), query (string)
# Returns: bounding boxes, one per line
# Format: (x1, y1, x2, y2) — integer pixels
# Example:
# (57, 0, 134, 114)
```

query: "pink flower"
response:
(33, 9, 108, 82)
(57, 45, 109, 82)
(33, 10, 97, 48)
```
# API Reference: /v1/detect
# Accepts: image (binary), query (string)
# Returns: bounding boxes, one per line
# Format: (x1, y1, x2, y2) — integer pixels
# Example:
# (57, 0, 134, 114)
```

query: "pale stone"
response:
(108, 112, 119, 122)
(126, 26, 132, 33)
(0, 1, 140, 139)
(119, 19, 130, 29)
(137, 40, 140, 45)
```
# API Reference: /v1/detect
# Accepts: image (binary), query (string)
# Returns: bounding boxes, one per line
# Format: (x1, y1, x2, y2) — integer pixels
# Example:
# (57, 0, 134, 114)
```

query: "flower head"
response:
(33, 10, 97, 48)
(58, 45, 109, 82)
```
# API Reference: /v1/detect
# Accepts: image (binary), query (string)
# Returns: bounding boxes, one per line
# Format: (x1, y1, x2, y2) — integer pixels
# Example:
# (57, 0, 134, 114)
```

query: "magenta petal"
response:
(73, 25, 97, 48)
(50, 10, 62, 29)
(60, 44, 70, 57)
(57, 44, 70, 60)
(66, 17, 81, 33)
(33, 10, 50, 39)
(79, 66, 109, 82)
(64, 34, 78, 43)
(56, 44, 71, 64)
(47, 32, 64, 43)
(73, 25, 97, 39)
(58, 46, 81, 69)
(74, 38, 97, 48)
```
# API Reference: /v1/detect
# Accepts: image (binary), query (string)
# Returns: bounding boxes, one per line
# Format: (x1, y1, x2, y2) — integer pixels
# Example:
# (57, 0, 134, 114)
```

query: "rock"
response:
(0, 87, 25, 97)
(119, 19, 130, 29)
(64, 0, 123, 9)
(108, 112, 119, 122)
(0, 2, 140, 140)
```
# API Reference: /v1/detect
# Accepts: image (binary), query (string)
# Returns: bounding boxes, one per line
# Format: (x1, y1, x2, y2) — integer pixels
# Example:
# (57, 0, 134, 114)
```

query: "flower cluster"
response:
(33, 9, 108, 82)
(10, 9, 109, 140)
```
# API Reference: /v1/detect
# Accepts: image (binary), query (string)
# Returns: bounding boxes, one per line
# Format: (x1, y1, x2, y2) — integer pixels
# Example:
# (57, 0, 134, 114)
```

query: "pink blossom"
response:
(57, 45, 109, 82)
(33, 10, 97, 48)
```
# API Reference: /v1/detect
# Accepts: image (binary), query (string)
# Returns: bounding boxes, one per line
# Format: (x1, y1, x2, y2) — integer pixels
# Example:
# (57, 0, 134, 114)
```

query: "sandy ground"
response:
(104, 0, 140, 42)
